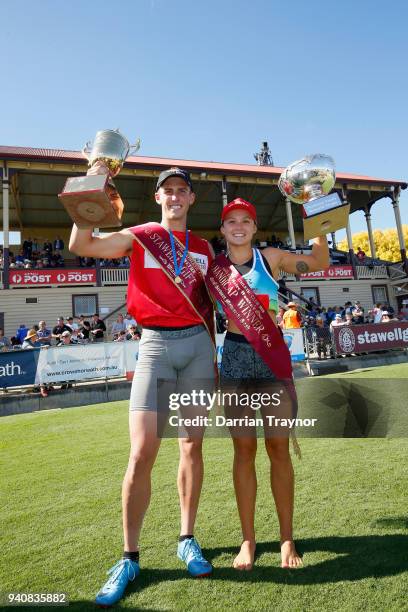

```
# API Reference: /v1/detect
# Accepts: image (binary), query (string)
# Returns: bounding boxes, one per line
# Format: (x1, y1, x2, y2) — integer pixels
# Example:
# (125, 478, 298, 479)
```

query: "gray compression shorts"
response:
(129, 325, 215, 411)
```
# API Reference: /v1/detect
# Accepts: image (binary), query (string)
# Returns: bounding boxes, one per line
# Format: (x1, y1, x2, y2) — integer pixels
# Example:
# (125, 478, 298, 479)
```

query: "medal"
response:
(169, 230, 189, 284)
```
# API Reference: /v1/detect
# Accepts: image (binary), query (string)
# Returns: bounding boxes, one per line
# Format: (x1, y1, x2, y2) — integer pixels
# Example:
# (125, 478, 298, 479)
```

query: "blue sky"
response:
(1, 0, 407, 241)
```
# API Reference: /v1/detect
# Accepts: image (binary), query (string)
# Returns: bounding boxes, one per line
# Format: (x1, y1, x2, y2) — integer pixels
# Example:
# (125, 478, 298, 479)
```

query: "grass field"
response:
(1, 363, 408, 611)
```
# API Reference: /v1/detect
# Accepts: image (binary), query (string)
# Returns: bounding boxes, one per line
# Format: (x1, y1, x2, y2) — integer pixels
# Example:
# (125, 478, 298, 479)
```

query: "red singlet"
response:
(127, 225, 213, 328)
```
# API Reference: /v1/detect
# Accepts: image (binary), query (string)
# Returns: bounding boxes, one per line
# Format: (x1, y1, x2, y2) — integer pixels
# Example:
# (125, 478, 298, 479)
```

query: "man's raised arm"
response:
(69, 225, 134, 259)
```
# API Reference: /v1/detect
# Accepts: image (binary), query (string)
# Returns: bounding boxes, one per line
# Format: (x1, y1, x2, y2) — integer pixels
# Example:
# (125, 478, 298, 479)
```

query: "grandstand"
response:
(1, 145, 407, 337)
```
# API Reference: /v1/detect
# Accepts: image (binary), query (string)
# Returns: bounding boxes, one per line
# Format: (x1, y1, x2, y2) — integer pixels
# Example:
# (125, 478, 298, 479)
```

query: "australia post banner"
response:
(35, 342, 126, 384)
(333, 321, 408, 354)
(300, 266, 353, 280)
(9, 268, 96, 286)
(0, 349, 40, 388)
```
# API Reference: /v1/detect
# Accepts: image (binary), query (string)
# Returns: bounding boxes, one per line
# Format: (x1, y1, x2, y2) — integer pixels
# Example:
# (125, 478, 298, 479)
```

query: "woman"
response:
(208, 198, 329, 570)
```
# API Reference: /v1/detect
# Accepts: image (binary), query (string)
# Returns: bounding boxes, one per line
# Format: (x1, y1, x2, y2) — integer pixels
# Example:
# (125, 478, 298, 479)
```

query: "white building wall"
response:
(286, 279, 397, 312)
(0, 286, 127, 338)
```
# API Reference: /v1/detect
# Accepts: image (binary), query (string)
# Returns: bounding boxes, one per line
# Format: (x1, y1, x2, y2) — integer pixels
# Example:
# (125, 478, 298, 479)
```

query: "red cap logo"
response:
(221, 198, 257, 222)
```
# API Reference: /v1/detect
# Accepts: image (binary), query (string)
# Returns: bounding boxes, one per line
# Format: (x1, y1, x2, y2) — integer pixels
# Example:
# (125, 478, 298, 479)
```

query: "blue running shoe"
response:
(177, 537, 212, 577)
(95, 558, 140, 607)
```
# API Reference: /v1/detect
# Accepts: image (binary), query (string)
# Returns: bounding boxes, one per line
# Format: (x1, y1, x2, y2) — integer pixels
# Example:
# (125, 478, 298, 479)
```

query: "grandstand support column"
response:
(342, 186, 356, 278)
(364, 207, 377, 259)
(391, 186, 407, 267)
(221, 176, 228, 207)
(1, 166, 10, 289)
(93, 227, 102, 287)
(285, 198, 296, 249)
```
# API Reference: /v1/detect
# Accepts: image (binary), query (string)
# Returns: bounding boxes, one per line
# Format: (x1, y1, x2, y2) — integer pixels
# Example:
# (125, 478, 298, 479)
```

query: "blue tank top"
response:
(239, 248, 279, 313)
(217, 248, 279, 314)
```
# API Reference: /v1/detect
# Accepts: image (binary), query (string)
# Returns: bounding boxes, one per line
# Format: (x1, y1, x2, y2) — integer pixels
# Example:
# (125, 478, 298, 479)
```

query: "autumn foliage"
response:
(338, 225, 408, 262)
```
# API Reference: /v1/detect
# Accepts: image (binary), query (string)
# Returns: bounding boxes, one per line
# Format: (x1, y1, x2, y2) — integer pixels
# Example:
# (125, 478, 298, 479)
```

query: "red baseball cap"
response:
(221, 198, 257, 222)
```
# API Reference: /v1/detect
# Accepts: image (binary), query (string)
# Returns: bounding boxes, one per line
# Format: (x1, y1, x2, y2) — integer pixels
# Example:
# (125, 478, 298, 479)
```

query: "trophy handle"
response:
(129, 138, 141, 156)
(82, 140, 93, 161)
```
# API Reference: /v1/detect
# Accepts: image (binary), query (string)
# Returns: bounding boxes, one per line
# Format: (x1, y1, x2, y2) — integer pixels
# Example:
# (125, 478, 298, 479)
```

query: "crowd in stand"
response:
(0, 312, 143, 353)
(1, 236, 66, 269)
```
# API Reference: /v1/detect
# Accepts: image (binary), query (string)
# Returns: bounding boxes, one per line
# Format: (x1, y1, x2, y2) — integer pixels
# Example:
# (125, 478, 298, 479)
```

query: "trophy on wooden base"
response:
(278, 154, 350, 241)
(59, 129, 140, 228)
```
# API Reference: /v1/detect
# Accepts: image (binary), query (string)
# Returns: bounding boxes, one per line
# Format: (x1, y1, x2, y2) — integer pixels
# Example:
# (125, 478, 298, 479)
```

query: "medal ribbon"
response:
(169, 230, 189, 280)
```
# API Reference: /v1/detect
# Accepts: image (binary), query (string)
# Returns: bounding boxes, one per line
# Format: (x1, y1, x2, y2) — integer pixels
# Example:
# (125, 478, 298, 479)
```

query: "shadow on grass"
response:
(27, 534, 406, 610)
(373, 516, 408, 530)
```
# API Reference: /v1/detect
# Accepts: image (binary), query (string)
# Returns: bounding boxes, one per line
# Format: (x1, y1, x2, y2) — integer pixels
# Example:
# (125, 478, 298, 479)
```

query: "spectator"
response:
(79, 320, 91, 343)
(0, 328, 11, 351)
(381, 311, 394, 323)
(345, 313, 354, 325)
(342, 301, 353, 317)
(372, 303, 383, 324)
(90, 313, 106, 342)
(330, 314, 345, 330)
(282, 302, 302, 329)
(111, 314, 127, 339)
(52, 317, 72, 342)
(43, 240, 53, 254)
(115, 330, 128, 342)
(22, 329, 40, 349)
(126, 325, 140, 340)
(22, 237, 33, 260)
(54, 235, 64, 251)
(278, 277, 288, 299)
(314, 316, 331, 359)
(57, 330, 74, 346)
(124, 312, 137, 328)
(356, 246, 366, 263)
(352, 301, 365, 324)
(16, 324, 29, 344)
(37, 320, 52, 345)
(276, 307, 285, 329)
(66, 316, 79, 331)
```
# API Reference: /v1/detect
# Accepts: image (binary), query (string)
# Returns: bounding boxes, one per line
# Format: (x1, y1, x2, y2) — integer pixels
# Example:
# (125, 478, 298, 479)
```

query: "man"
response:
(356, 246, 366, 262)
(283, 302, 302, 329)
(16, 324, 29, 344)
(352, 301, 364, 324)
(52, 317, 72, 343)
(111, 314, 127, 339)
(69, 167, 215, 606)
(66, 316, 79, 332)
(90, 313, 106, 343)
(54, 235, 64, 251)
(37, 321, 52, 346)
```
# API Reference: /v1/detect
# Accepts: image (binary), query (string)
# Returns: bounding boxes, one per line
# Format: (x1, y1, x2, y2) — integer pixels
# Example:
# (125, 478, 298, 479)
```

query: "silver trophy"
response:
(278, 154, 350, 240)
(59, 129, 140, 228)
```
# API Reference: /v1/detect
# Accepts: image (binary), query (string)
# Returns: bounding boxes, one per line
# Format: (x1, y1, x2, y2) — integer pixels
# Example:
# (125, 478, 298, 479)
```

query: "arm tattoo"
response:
(296, 260, 309, 273)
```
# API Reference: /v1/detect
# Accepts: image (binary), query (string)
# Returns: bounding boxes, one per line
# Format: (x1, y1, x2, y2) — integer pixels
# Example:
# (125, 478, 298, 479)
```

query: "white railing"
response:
(101, 267, 129, 285)
(356, 265, 388, 279)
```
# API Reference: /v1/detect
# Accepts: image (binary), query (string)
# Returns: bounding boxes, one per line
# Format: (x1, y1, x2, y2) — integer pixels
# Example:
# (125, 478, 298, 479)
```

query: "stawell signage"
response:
(333, 322, 408, 354)
(300, 266, 353, 280)
(9, 268, 96, 286)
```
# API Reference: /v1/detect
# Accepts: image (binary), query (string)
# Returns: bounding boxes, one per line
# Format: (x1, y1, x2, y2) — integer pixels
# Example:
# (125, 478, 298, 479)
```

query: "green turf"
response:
(1, 366, 408, 611)
(322, 362, 408, 378)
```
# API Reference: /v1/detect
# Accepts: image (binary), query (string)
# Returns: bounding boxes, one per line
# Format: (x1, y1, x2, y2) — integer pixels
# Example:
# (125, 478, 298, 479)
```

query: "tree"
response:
(338, 225, 408, 262)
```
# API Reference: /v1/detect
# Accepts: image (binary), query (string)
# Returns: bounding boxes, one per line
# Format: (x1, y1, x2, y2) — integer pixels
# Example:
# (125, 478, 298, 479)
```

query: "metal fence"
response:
(303, 326, 335, 360)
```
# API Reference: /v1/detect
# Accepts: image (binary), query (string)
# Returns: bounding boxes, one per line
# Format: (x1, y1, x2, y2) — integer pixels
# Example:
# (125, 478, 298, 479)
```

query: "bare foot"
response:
(233, 540, 256, 570)
(281, 539, 303, 568)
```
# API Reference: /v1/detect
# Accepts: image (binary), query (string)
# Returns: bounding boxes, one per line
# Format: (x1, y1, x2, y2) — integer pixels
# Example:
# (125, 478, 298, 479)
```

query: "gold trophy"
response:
(278, 154, 350, 240)
(58, 129, 140, 228)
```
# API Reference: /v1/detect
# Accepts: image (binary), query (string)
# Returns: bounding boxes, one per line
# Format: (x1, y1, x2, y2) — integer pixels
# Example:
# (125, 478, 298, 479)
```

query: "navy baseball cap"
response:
(156, 167, 194, 192)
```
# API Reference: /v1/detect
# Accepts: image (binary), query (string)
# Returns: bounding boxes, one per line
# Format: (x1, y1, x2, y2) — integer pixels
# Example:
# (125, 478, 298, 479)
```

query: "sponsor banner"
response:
(282, 328, 305, 361)
(9, 268, 96, 286)
(0, 349, 39, 388)
(300, 266, 353, 280)
(123, 341, 140, 380)
(333, 322, 408, 354)
(35, 342, 126, 384)
(215, 329, 304, 368)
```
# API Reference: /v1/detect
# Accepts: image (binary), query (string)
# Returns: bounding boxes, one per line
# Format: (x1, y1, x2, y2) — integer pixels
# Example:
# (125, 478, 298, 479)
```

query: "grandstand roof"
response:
(0, 145, 406, 234)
